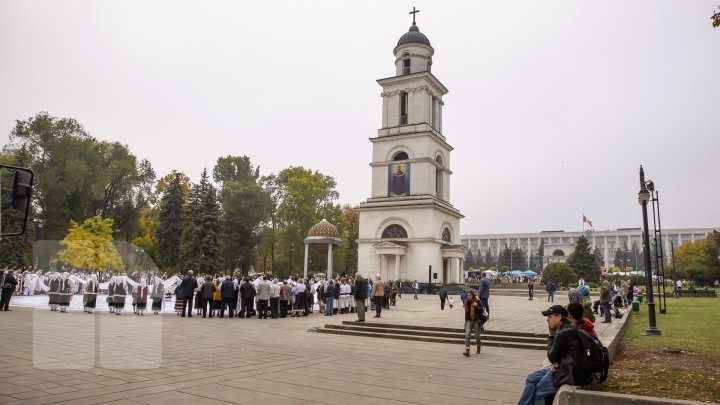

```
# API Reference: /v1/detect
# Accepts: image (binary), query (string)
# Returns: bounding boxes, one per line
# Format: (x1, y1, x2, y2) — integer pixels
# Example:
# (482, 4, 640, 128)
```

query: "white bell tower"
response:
(356, 9, 465, 286)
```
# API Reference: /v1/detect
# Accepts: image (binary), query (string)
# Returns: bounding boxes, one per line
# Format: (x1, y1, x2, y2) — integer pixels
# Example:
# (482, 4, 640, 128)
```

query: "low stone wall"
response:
(553, 307, 713, 405)
(553, 385, 710, 405)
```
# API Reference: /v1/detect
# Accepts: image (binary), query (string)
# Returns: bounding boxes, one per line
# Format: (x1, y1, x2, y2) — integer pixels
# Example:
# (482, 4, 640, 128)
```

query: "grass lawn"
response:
(591, 297, 720, 402)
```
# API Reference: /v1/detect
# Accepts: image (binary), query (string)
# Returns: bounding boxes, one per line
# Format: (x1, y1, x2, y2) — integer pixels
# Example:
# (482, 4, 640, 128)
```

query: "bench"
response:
(676, 288, 717, 297)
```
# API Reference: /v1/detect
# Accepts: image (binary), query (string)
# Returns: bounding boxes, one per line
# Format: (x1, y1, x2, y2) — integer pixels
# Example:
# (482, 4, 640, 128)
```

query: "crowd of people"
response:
(2, 265, 642, 404)
(0, 267, 418, 321)
(170, 271, 412, 321)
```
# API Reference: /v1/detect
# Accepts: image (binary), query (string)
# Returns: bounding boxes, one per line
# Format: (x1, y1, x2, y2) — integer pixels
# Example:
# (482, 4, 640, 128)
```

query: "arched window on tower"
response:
(393, 151, 409, 161)
(553, 249, 565, 257)
(442, 228, 451, 243)
(435, 155, 443, 199)
(399, 91, 408, 125)
(382, 224, 408, 239)
(403, 58, 411, 75)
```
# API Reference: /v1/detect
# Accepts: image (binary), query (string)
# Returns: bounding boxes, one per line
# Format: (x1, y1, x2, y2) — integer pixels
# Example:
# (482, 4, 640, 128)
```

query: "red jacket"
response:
(578, 317, 597, 338)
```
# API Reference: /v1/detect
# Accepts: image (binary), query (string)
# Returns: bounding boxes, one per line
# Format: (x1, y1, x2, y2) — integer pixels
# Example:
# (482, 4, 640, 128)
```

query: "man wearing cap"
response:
(518, 305, 593, 405)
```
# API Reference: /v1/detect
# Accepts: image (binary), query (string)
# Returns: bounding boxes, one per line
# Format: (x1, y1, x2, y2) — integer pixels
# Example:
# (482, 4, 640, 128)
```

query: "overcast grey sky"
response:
(1, 1, 719, 235)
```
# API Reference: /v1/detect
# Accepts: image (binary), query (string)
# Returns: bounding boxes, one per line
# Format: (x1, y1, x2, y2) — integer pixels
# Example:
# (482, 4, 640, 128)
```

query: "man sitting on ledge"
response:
(518, 305, 593, 405)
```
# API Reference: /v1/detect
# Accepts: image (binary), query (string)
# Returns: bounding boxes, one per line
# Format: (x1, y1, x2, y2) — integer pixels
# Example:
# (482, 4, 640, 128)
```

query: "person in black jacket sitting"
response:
(518, 305, 593, 405)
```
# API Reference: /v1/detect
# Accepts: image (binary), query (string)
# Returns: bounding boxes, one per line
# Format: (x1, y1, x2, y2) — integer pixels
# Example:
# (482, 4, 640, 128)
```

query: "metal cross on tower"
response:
(409, 7, 420, 24)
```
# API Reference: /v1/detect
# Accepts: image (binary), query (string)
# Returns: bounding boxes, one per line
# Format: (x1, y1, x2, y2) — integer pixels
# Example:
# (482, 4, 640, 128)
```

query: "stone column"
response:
(604, 236, 610, 270)
(394, 254, 400, 281)
(380, 254, 386, 280)
(303, 244, 309, 279)
(327, 244, 333, 280)
(382, 95, 388, 128)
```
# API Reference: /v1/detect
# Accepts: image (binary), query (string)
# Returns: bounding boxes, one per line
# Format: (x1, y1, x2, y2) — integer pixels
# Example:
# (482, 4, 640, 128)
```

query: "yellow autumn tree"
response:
(56, 216, 125, 272)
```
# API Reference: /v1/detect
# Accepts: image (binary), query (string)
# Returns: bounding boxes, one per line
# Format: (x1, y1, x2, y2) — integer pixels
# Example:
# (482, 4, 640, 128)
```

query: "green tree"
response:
(541, 262, 577, 289)
(485, 250, 494, 267)
(704, 231, 720, 283)
(156, 172, 186, 271)
(56, 216, 124, 271)
(464, 250, 476, 270)
(499, 246, 511, 268)
(130, 206, 158, 265)
(258, 173, 282, 272)
(672, 237, 719, 285)
(180, 169, 223, 274)
(567, 235, 599, 282)
(511, 247, 527, 270)
(336, 204, 359, 276)
(475, 250, 484, 268)
(6, 113, 154, 241)
(712, 6, 720, 28)
(0, 152, 33, 268)
(630, 241, 642, 271)
(593, 246, 604, 269)
(274, 166, 341, 276)
(214, 156, 267, 274)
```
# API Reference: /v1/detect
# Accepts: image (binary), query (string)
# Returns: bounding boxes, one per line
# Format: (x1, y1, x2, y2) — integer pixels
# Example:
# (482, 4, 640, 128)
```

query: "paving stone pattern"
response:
(0, 292, 623, 404)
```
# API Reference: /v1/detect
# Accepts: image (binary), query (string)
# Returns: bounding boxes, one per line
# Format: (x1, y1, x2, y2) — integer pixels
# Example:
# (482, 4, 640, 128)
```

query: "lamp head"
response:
(645, 180, 655, 192)
(638, 189, 651, 205)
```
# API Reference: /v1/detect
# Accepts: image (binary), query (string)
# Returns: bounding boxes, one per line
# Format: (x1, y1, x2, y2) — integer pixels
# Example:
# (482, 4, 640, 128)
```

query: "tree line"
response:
(0, 112, 359, 277)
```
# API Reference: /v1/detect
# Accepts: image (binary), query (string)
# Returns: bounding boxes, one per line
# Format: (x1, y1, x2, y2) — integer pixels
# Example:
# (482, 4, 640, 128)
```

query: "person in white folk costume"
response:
(113, 275, 129, 315)
(133, 278, 149, 316)
(150, 277, 164, 315)
(83, 273, 100, 313)
(57, 272, 73, 313)
(47, 272, 61, 311)
(107, 276, 117, 313)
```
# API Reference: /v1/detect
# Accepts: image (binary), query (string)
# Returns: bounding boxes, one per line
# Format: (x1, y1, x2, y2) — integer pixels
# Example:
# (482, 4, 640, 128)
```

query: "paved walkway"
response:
(0, 292, 625, 404)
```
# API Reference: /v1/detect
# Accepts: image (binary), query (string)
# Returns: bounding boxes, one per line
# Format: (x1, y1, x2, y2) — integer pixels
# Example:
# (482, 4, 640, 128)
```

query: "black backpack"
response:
(577, 329, 610, 383)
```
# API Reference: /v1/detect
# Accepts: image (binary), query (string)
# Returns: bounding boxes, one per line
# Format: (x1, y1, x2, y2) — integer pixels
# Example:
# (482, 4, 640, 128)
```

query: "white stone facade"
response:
(357, 21, 465, 285)
(460, 228, 718, 270)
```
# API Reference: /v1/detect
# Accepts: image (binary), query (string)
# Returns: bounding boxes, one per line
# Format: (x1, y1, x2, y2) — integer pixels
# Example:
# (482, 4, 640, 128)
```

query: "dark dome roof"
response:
(396, 23, 431, 47)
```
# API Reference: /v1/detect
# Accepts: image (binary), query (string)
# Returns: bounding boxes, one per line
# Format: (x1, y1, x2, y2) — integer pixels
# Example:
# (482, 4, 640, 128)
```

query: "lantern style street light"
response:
(638, 166, 661, 336)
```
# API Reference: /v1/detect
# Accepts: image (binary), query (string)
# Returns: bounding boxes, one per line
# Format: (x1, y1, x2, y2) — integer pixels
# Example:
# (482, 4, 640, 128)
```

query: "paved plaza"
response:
(0, 292, 625, 405)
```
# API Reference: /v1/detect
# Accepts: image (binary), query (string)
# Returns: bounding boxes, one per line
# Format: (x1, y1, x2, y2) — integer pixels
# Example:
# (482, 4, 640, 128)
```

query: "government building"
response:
(460, 228, 717, 270)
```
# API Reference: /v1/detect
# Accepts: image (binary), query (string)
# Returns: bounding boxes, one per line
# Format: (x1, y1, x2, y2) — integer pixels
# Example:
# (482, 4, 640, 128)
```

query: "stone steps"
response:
(310, 321, 547, 350)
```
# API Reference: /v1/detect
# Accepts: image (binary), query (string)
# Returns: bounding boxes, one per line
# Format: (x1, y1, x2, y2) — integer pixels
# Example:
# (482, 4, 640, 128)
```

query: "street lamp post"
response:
(638, 166, 661, 336)
(238, 256, 243, 275)
(646, 182, 667, 314)
(290, 244, 295, 276)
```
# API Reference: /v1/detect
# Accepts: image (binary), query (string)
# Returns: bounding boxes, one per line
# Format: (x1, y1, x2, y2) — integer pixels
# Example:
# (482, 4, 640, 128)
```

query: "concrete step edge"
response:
(325, 324, 547, 344)
(312, 328, 547, 350)
(340, 321, 545, 338)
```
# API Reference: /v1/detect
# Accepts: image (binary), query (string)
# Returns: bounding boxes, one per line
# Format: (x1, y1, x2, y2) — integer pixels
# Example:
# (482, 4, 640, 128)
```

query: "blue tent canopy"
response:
(522, 270, 537, 276)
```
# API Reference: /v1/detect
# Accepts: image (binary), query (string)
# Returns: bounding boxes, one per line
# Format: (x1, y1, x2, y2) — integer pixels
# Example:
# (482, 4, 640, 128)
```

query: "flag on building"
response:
(583, 215, 593, 228)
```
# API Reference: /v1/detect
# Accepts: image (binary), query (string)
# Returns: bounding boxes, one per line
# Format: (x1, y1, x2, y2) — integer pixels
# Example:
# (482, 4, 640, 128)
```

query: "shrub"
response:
(541, 262, 577, 289)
